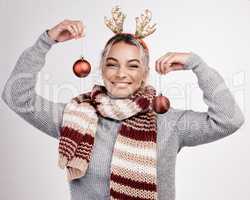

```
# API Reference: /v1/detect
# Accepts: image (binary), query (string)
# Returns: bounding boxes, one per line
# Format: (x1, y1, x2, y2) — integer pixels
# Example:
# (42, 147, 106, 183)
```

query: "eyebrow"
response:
(106, 57, 141, 64)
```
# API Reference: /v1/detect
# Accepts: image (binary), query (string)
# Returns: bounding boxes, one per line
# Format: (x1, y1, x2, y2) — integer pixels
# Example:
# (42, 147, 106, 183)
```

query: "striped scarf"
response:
(58, 84, 158, 200)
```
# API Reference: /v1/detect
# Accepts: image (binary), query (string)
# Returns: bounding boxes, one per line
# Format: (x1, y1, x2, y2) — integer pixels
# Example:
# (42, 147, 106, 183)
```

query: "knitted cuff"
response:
(33, 29, 58, 54)
(183, 52, 204, 71)
(66, 149, 90, 181)
(45, 29, 59, 44)
(66, 161, 89, 181)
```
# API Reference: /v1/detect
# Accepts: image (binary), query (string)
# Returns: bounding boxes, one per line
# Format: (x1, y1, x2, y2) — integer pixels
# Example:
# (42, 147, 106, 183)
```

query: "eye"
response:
(129, 65, 139, 68)
(106, 63, 117, 67)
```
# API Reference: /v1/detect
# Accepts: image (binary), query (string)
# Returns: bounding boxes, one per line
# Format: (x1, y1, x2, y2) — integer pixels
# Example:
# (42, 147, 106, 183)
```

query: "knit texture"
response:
(59, 84, 158, 199)
(1, 30, 245, 200)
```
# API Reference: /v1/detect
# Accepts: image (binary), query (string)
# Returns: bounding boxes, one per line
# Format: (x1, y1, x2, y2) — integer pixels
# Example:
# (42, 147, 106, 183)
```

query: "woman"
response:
(1, 17, 245, 200)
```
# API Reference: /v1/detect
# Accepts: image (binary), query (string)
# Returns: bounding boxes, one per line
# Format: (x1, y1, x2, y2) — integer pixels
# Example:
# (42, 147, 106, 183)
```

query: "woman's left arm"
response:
(156, 52, 245, 148)
(178, 52, 245, 147)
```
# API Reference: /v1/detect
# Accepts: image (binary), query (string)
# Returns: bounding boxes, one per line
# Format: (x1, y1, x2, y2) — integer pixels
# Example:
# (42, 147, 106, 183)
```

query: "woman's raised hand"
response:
(47, 19, 86, 43)
(155, 52, 192, 74)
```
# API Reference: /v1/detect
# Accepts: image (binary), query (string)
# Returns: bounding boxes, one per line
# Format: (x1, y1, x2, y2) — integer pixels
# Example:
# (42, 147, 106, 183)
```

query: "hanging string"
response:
(80, 28, 84, 58)
(79, 20, 85, 58)
(158, 73, 162, 95)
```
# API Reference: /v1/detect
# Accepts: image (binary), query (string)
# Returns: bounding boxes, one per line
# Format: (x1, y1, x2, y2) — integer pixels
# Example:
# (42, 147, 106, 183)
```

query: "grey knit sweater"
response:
(1, 30, 245, 200)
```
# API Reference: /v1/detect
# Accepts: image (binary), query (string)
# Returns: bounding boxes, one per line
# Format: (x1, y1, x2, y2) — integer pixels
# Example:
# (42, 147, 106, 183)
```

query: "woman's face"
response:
(101, 41, 148, 98)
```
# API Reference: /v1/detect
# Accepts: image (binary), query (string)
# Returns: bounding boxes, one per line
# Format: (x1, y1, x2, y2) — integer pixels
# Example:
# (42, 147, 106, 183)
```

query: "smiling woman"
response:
(100, 36, 150, 99)
(1, 5, 245, 200)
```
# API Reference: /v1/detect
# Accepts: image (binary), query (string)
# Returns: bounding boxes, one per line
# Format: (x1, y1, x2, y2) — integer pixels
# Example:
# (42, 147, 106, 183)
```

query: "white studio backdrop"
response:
(0, 0, 249, 199)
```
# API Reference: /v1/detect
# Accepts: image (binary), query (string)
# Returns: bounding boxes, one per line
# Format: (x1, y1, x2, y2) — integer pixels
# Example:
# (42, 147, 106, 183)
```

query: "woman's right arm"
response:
(1, 30, 66, 140)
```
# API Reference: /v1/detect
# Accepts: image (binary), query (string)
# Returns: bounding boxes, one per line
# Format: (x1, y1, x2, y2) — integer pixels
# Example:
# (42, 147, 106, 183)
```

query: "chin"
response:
(103, 81, 140, 99)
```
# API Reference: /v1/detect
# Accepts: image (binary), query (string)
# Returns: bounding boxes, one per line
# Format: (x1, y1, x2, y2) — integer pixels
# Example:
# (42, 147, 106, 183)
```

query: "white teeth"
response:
(114, 83, 128, 86)
(112, 82, 131, 87)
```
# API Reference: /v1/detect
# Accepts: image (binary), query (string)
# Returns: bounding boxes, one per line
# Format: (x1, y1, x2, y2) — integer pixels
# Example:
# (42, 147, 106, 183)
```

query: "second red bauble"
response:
(152, 93, 170, 114)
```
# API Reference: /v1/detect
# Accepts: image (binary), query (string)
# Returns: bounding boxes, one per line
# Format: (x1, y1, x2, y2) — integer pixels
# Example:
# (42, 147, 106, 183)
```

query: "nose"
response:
(116, 66, 127, 78)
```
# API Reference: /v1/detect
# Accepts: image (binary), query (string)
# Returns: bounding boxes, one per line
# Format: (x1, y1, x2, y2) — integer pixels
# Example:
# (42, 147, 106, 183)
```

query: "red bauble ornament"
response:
(73, 56, 91, 78)
(152, 93, 170, 114)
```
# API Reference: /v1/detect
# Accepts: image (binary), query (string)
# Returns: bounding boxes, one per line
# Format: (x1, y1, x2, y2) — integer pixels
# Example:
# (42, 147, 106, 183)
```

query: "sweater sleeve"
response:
(1, 29, 66, 140)
(176, 52, 245, 148)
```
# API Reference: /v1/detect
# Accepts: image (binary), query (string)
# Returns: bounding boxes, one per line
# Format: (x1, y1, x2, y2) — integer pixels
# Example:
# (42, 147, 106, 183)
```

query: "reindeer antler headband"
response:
(104, 6, 157, 49)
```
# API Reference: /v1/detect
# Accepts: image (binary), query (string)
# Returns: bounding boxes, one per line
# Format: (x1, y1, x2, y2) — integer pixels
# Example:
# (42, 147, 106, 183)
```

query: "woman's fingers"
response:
(74, 21, 81, 36)
(155, 52, 187, 74)
(62, 20, 85, 39)
(168, 63, 184, 71)
(70, 23, 80, 38)
(155, 54, 167, 74)
(155, 52, 174, 74)
(164, 54, 184, 72)
(48, 19, 86, 42)
(60, 23, 75, 37)
(160, 53, 175, 74)
(74, 20, 85, 38)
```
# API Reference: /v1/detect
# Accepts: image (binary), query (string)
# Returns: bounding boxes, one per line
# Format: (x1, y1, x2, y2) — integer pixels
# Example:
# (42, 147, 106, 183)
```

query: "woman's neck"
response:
(106, 91, 131, 99)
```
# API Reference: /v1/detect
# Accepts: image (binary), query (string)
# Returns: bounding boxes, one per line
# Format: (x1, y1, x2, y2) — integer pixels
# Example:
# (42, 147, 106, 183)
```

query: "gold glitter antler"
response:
(104, 5, 126, 34)
(135, 9, 157, 39)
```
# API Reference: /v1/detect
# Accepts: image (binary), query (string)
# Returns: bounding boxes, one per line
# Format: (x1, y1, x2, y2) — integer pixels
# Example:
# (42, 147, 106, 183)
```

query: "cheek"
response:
(102, 69, 113, 80)
(131, 70, 145, 83)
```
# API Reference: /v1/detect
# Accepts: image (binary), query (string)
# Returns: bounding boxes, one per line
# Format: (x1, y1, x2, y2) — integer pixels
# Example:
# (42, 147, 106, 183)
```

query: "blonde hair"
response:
(99, 33, 150, 87)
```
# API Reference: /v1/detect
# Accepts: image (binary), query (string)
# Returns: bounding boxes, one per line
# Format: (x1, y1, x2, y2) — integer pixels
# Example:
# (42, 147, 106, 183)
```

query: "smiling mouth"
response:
(111, 82, 132, 86)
